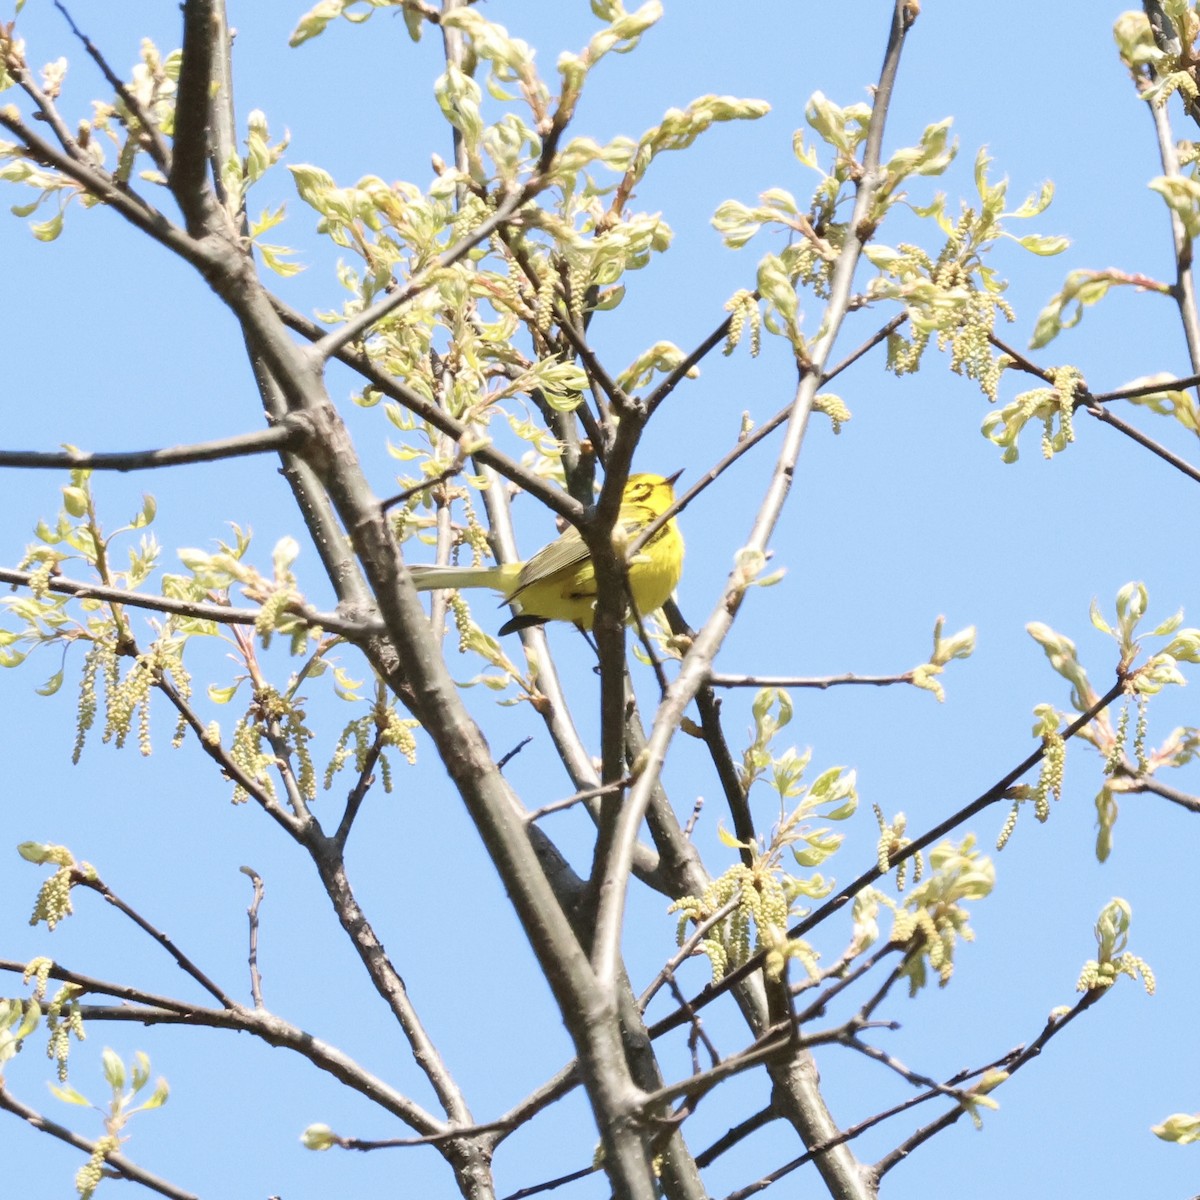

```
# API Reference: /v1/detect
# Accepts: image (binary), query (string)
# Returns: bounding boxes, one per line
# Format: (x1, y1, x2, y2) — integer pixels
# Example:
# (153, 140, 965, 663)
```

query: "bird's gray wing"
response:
(510, 526, 592, 600)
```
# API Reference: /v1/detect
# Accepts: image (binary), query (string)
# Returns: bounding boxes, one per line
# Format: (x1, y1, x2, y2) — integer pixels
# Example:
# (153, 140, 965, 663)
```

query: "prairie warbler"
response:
(409, 472, 684, 635)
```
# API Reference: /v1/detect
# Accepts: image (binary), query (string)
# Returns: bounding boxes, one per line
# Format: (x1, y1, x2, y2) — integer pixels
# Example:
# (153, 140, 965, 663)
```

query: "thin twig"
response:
(695, 1105, 778, 1168)
(73, 872, 235, 1008)
(524, 778, 630, 824)
(154, 673, 301, 830)
(0, 958, 211, 1014)
(1126, 773, 1200, 813)
(1090, 370, 1200, 402)
(708, 671, 913, 689)
(667, 974, 723, 1069)
(240, 866, 266, 1008)
(638, 892, 743, 1012)
(873, 988, 1106, 1179)
(0, 424, 300, 472)
(270, 295, 583, 525)
(53, 1, 173, 171)
(1081, 402, 1200, 484)
(0, 567, 381, 640)
(499, 1163, 600, 1200)
(630, 314, 908, 561)
(986, 333, 1200, 484)
(483, 1060, 581, 1153)
(497, 736, 534, 771)
(334, 731, 387, 847)
(0, 1085, 198, 1200)
(380, 463, 464, 513)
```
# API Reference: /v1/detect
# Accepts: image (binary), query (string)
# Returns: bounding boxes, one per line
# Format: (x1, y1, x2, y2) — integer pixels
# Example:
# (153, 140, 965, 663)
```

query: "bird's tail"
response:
(407, 563, 516, 594)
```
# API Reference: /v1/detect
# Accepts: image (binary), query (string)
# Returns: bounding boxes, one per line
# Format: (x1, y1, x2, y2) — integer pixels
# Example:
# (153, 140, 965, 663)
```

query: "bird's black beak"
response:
(665, 469, 684, 486)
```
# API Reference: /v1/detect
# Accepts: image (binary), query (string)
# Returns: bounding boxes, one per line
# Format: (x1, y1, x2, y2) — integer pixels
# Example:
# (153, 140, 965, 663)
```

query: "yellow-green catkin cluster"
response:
(1104, 692, 1150, 778)
(873, 804, 923, 892)
(1034, 728, 1065, 821)
(723, 289, 762, 358)
(75, 1134, 120, 1200)
(45, 995, 86, 1083)
(885, 229, 1015, 401)
(324, 702, 417, 795)
(28, 853, 79, 932)
(73, 638, 116, 764)
(668, 861, 813, 983)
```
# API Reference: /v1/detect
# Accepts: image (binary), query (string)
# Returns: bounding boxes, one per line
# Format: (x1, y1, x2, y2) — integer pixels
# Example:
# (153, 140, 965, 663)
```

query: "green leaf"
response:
(48, 1082, 91, 1107)
(1015, 232, 1069, 256)
(36, 669, 64, 697)
(101, 1047, 126, 1091)
(62, 486, 89, 518)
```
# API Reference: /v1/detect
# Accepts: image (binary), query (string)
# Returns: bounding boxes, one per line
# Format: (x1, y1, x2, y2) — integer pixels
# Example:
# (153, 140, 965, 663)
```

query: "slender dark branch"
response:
(709, 671, 913, 689)
(720, 1039, 1017, 1200)
(987, 332, 1054, 382)
(643, 313, 736, 418)
(53, 0, 173, 171)
(986, 335, 1200, 485)
(312, 1114, 520, 1151)
(1126, 772, 1200, 813)
(499, 1164, 600, 1200)
(73, 872, 235, 1007)
(0, 958, 210, 1014)
(334, 733, 387, 847)
(483, 1060, 580, 1153)
(555, 312, 635, 415)
(380, 464, 464, 512)
(240, 866, 266, 1007)
(638, 892, 743, 1012)
(695, 1105, 778, 1169)
(1090, 370, 1200, 402)
(791, 943, 904, 1026)
(2, 958, 448, 1133)
(632, 314, 908, 560)
(524, 778, 630, 823)
(693, 682, 756, 864)
(0, 1086, 198, 1200)
(154, 673, 302, 831)
(0, 567, 381, 640)
(494, 736, 533, 772)
(821, 313, 906, 384)
(528, 777, 633, 825)
(787, 678, 1126, 943)
(874, 988, 1106, 1180)
(847, 1035, 966, 1104)
(1081, 401, 1200, 484)
(0, 109, 177, 238)
(0, 424, 299, 472)
(5, 41, 88, 159)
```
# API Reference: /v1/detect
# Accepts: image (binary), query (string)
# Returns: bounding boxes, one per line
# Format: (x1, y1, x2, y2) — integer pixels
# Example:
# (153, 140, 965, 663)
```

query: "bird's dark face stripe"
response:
(643, 522, 673, 547)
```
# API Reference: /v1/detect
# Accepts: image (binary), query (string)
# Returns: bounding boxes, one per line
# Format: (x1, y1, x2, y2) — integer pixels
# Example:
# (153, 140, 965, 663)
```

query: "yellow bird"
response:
(409, 472, 684, 635)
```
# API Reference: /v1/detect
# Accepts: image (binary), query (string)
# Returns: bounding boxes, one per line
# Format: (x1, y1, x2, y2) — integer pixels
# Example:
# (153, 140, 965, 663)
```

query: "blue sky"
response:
(2, 2, 1198, 1198)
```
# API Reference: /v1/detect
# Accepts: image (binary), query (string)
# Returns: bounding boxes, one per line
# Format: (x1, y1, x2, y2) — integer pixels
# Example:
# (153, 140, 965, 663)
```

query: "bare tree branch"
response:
(0, 567, 380, 640)
(0, 423, 299, 472)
